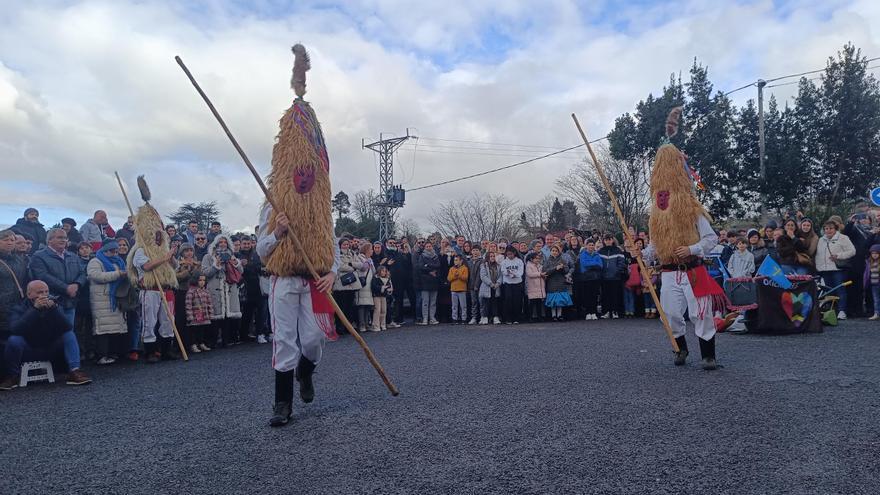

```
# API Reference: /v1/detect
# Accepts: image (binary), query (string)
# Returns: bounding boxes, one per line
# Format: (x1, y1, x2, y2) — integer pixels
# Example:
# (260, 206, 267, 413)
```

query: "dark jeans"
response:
(5, 331, 80, 375)
(502, 282, 524, 322)
(577, 281, 600, 315)
(601, 280, 623, 315)
(819, 270, 848, 313)
(240, 299, 258, 340)
(528, 298, 545, 321)
(333, 290, 357, 335)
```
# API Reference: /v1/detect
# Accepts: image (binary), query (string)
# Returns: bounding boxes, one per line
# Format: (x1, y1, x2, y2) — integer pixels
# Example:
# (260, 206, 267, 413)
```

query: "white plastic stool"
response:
(19, 361, 55, 387)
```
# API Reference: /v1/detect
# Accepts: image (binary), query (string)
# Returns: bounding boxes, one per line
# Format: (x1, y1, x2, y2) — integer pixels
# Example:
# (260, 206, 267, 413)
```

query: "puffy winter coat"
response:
(200, 245, 242, 319)
(11, 217, 46, 254)
(576, 250, 603, 282)
(815, 232, 856, 273)
(598, 246, 627, 281)
(525, 262, 546, 300)
(334, 250, 364, 291)
(86, 258, 127, 335)
(0, 252, 28, 342)
(355, 260, 375, 306)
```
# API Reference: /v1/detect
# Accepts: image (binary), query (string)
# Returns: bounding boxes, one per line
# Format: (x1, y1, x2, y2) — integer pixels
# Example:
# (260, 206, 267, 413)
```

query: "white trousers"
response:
(141, 290, 174, 343)
(270, 275, 325, 373)
(659, 271, 716, 341)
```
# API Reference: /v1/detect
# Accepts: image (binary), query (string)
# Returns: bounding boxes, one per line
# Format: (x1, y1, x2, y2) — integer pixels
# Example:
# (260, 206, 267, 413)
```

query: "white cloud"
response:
(1, 0, 879, 235)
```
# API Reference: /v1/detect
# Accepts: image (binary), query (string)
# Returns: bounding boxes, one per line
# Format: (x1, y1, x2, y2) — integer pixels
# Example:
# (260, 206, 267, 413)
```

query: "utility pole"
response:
(756, 79, 767, 217)
(362, 129, 415, 241)
(757, 79, 767, 181)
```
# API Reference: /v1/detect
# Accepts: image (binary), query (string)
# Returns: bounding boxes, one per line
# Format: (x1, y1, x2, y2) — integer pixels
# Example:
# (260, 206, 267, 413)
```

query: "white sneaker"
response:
(257, 335, 268, 344)
(189, 344, 201, 354)
(869, 314, 880, 321)
(612, 312, 620, 319)
(358, 326, 367, 333)
(199, 343, 212, 352)
(416, 320, 428, 326)
(467, 318, 477, 325)
(600, 312, 610, 319)
(429, 320, 440, 325)
(837, 311, 847, 320)
(388, 322, 401, 328)
(492, 317, 501, 324)
(479, 317, 488, 325)
(370, 327, 381, 332)
(97, 356, 116, 365)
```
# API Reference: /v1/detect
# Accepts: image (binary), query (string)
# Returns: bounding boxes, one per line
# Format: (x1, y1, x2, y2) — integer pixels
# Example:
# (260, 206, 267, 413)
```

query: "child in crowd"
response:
(185, 274, 213, 352)
(500, 246, 525, 324)
(543, 245, 573, 321)
(467, 247, 483, 324)
(371, 265, 393, 332)
(525, 252, 546, 322)
(356, 243, 375, 332)
(866, 244, 880, 320)
(728, 237, 756, 278)
(578, 239, 603, 320)
(479, 251, 503, 324)
(447, 255, 469, 324)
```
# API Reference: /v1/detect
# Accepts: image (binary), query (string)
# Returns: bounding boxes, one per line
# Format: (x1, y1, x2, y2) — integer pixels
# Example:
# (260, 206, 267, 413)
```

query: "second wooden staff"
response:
(571, 114, 679, 353)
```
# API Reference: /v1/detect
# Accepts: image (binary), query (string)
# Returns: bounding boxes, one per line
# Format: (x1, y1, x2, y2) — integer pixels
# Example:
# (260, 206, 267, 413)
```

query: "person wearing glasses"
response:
(193, 232, 209, 261)
(27, 228, 85, 327)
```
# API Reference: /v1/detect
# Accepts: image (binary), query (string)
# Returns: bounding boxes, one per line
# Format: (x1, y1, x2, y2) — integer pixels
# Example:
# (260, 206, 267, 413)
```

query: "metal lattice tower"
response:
(363, 130, 414, 241)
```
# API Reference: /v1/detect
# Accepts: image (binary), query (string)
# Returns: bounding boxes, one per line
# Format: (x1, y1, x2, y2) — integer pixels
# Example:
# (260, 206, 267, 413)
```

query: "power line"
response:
(399, 146, 587, 159)
(766, 64, 880, 88)
(418, 136, 572, 150)
(407, 138, 605, 193)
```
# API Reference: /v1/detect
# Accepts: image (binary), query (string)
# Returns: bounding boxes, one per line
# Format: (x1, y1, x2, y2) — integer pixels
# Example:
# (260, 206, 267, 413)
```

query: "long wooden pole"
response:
(570, 115, 679, 353)
(115, 171, 189, 361)
(174, 56, 399, 396)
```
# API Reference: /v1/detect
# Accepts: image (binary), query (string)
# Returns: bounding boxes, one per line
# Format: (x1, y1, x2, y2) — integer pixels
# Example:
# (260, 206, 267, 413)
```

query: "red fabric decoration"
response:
(309, 280, 338, 341)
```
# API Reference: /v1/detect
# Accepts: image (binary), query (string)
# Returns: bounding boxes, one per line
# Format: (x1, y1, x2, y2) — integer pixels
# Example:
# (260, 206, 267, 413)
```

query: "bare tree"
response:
(351, 189, 379, 222)
(429, 193, 525, 241)
(519, 194, 555, 236)
(395, 217, 421, 243)
(556, 144, 650, 233)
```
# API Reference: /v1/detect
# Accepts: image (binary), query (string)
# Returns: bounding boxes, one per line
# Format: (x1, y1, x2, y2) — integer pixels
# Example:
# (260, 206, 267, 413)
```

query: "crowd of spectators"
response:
(1, 204, 878, 391)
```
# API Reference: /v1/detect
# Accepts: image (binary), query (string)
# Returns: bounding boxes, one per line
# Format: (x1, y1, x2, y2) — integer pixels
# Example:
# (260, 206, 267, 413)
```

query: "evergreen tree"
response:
(560, 200, 581, 230)
(547, 198, 566, 231)
(331, 191, 351, 220)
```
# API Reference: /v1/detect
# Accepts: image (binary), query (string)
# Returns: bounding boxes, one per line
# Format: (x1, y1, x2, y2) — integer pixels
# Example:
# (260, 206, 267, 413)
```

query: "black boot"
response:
(270, 370, 294, 427)
(160, 338, 179, 360)
(296, 357, 317, 404)
(699, 336, 717, 371)
(144, 342, 160, 364)
(673, 336, 689, 366)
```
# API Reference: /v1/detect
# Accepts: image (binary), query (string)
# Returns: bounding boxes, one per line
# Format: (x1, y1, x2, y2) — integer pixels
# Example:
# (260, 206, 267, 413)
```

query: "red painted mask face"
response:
(294, 167, 315, 194)
(657, 191, 670, 210)
(154, 230, 164, 246)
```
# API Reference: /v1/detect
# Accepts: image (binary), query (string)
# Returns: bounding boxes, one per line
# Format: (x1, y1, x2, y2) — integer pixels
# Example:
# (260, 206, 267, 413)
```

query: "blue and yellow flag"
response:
(756, 256, 793, 289)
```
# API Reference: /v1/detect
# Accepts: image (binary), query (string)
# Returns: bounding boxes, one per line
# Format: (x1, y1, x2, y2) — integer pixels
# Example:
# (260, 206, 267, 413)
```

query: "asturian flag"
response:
(756, 256, 793, 289)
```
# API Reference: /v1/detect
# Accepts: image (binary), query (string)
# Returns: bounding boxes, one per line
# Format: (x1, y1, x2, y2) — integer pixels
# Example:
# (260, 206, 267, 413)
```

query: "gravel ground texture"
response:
(2, 318, 879, 495)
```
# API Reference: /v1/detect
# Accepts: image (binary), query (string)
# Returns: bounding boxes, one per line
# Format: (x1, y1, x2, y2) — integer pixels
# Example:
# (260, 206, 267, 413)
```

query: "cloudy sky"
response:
(2, 0, 879, 233)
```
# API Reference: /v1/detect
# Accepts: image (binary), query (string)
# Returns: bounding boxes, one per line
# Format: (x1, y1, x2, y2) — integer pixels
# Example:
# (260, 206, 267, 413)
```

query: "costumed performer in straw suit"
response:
(256, 44, 340, 427)
(127, 177, 180, 363)
(630, 108, 726, 371)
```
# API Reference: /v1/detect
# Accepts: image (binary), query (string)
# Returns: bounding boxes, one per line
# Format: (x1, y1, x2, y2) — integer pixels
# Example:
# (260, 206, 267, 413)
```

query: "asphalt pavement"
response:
(2, 318, 879, 494)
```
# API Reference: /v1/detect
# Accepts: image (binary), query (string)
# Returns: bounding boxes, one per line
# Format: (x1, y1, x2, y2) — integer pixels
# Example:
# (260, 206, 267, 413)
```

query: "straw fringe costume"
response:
(256, 44, 341, 427)
(642, 108, 724, 370)
(126, 177, 180, 361)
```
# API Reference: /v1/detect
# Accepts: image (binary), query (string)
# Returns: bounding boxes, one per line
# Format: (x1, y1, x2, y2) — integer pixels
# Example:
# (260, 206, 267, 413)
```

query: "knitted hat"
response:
(870, 244, 880, 254)
(23, 207, 38, 217)
(61, 217, 77, 227)
(747, 228, 760, 239)
(765, 220, 778, 230)
(100, 239, 119, 252)
(178, 242, 194, 253)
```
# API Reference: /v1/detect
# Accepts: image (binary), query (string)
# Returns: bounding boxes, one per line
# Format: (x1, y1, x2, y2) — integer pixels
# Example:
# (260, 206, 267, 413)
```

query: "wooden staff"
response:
(174, 56, 399, 396)
(115, 171, 189, 361)
(570, 115, 679, 353)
